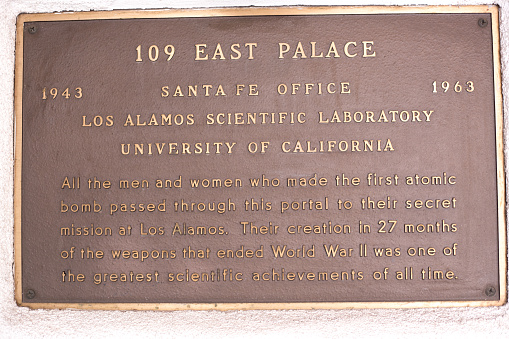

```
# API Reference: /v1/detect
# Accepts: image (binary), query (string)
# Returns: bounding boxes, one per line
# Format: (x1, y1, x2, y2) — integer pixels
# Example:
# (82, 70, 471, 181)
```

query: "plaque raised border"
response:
(14, 5, 506, 310)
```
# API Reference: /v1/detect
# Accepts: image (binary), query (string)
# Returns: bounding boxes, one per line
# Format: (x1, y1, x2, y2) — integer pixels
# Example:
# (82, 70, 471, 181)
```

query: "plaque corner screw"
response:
(478, 18, 488, 28)
(26, 289, 35, 299)
(27, 25, 37, 34)
(485, 286, 496, 297)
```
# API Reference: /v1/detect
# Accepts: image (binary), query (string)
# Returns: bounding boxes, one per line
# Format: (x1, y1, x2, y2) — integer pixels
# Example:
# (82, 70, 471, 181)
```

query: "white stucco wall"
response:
(2, 0, 509, 337)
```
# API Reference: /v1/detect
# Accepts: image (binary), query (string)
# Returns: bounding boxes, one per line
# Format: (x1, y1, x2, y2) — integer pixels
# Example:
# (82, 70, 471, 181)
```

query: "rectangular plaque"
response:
(15, 6, 506, 310)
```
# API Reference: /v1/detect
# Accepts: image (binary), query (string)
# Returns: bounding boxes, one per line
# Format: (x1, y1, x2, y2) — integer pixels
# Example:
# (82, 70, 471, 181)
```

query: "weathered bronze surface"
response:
(15, 6, 505, 309)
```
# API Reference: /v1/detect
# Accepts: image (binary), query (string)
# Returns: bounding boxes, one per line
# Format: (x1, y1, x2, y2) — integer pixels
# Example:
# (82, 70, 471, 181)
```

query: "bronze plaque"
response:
(14, 6, 506, 310)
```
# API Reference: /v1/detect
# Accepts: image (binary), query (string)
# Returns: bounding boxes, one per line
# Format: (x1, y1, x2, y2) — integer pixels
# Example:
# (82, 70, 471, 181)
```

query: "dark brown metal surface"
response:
(17, 8, 504, 307)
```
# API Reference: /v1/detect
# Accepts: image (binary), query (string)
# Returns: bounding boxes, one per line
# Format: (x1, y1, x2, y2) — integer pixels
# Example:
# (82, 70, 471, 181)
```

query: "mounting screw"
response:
(485, 286, 496, 297)
(26, 289, 35, 299)
(478, 18, 488, 28)
(27, 25, 37, 34)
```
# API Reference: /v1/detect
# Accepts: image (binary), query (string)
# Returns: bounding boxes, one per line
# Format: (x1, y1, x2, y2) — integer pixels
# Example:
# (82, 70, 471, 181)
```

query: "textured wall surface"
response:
(1, 0, 508, 337)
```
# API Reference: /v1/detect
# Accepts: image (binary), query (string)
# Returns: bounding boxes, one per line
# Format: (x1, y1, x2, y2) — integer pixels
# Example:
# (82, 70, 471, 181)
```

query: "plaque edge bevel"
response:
(15, 4, 500, 22)
(14, 299, 508, 311)
(14, 10, 25, 307)
(491, 4, 508, 308)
